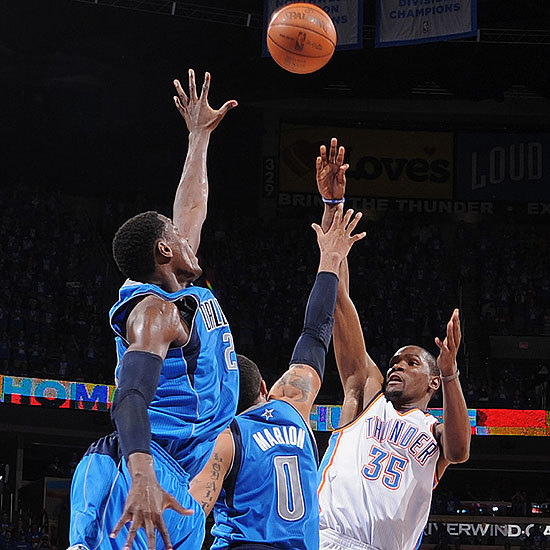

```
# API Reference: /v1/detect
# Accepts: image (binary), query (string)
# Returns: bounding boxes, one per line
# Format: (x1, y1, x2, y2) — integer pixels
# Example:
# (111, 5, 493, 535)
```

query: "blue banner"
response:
(376, 0, 477, 48)
(263, 0, 363, 54)
(456, 133, 550, 201)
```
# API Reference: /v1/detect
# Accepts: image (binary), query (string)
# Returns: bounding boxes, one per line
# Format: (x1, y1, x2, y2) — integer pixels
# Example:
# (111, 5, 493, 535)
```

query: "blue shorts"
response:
(69, 433, 205, 550)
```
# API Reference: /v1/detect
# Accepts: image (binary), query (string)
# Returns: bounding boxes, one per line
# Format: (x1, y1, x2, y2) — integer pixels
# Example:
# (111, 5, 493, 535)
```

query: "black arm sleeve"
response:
(110, 350, 163, 459)
(290, 271, 339, 381)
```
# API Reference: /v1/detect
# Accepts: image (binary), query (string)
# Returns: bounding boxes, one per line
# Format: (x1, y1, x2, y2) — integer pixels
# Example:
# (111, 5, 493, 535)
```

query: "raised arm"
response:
(434, 309, 471, 477)
(109, 297, 192, 550)
(172, 69, 237, 253)
(268, 206, 365, 421)
(316, 138, 384, 426)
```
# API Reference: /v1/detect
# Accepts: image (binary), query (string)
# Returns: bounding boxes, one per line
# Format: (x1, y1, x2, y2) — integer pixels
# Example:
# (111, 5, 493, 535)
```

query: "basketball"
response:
(267, 3, 337, 74)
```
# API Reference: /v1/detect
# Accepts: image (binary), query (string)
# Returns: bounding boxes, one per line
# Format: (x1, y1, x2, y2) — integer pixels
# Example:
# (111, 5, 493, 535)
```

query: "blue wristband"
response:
(322, 197, 345, 204)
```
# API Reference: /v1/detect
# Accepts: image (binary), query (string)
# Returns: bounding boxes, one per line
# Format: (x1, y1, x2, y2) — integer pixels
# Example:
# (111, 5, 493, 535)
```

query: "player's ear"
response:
(429, 375, 441, 393)
(156, 239, 173, 264)
(260, 379, 268, 399)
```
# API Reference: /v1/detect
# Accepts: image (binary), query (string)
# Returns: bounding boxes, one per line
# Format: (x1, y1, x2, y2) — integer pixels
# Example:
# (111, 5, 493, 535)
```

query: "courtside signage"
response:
(1, 375, 549, 435)
(376, 0, 477, 47)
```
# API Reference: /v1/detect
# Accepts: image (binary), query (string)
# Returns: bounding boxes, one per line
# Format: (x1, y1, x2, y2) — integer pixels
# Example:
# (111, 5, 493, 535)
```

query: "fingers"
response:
(316, 156, 322, 175)
(110, 511, 131, 540)
(123, 520, 138, 550)
(453, 308, 461, 346)
(200, 71, 210, 103)
(173, 96, 185, 117)
(446, 317, 456, 351)
(350, 231, 366, 245)
(435, 335, 449, 352)
(156, 517, 173, 550)
(342, 207, 354, 228)
(336, 144, 345, 167)
(320, 144, 327, 167)
(311, 223, 323, 240)
(144, 516, 155, 550)
(188, 68, 198, 102)
(330, 203, 344, 227)
(167, 496, 194, 517)
(329, 137, 337, 164)
(345, 210, 362, 236)
(173, 79, 188, 107)
(218, 99, 238, 117)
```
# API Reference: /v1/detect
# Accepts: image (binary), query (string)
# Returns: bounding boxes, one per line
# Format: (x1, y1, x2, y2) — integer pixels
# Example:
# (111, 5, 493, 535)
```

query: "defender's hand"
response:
(316, 137, 348, 200)
(173, 69, 237, 133)
(110, 462, 193, 550)
(435, 309, 461, 376)
(312, 205, 365, 271)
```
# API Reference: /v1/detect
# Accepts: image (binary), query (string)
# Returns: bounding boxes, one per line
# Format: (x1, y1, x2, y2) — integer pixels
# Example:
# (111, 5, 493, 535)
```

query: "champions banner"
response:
(279, 123, 454, 200)
(376, 0, 477, 48)
(455, 132, 550, 201)
(263, 0, 363, 53)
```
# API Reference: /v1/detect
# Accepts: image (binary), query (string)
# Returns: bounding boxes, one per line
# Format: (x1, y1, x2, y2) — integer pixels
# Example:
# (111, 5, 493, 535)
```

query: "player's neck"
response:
(148, 270, 190, 293)
(391, 396, 429, 413)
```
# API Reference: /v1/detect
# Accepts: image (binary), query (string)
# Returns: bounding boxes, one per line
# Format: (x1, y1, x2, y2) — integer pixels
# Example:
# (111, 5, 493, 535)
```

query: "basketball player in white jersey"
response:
(315, 138, 471, 550)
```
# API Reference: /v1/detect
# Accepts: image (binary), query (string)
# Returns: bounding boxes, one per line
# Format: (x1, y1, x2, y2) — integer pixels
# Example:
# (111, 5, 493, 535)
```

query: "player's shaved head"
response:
(237, 354, 263, 414)
(112, 211, 167, 281)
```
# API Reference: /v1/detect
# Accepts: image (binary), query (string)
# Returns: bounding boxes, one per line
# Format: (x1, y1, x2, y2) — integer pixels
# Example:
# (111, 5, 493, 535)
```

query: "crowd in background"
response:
(1, 180, 550, 408)
(0, 512, 53, 550)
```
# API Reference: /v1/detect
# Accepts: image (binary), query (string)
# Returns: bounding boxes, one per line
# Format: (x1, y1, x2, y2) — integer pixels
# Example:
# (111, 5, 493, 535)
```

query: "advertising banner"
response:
(279, 123, 454, 200)
(456, 132, 550, 201)
(263, 0, 363, 53)
(376, 0, 477, 47)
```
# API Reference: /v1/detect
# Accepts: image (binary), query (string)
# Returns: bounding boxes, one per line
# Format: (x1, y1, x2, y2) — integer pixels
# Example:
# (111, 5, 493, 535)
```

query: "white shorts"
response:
(320, 528, 381, 550)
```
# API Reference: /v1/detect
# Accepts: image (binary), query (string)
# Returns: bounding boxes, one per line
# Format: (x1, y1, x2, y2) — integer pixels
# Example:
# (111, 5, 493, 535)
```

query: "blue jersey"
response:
(211, 399, 319, 550)
(109, 280, 239, 479)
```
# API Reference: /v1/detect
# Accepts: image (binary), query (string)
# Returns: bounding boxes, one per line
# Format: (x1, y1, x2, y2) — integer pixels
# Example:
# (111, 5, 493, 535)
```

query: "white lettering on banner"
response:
(278, 193, 496, 214)
(424, 522, 550, 538)
(527, 203, 550, 215)
(471, 143, 543, 190)
(377, 0, 476, 47)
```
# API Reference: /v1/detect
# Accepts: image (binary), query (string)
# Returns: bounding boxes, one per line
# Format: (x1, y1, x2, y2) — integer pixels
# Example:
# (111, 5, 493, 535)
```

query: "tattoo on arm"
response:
(191, 452, 224, 513)
(275, 366, 312, 403)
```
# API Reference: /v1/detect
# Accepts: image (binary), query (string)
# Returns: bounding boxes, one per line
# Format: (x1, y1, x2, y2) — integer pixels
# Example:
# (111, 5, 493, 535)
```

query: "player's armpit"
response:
(189, 428, 234, 517)
(126, 296, 189, 356)
(268, 364, 321, 421)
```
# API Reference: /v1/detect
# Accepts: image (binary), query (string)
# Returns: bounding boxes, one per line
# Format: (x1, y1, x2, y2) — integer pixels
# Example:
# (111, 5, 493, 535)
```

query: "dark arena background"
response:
(1, 1, 550, 549)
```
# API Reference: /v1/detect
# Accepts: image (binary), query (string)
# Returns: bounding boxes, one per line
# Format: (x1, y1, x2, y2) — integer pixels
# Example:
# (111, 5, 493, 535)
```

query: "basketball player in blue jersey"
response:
(315, 139, 471, 550)
(189, 205, 366, 550)
(69, 70, 238, 550)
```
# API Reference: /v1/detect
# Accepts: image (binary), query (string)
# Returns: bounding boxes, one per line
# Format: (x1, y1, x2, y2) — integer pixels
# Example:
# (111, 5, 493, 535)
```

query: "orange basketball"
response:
(267, 3, 337, 74)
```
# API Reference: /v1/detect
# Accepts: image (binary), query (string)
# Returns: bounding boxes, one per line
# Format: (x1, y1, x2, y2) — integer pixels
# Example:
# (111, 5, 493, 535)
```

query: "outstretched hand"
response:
(316, 137, 348, 200)
(312, 204, 365, 268)
(110, 473, 193, 550)
(173, 69, 237, 133)
(435, 309, 461, 376)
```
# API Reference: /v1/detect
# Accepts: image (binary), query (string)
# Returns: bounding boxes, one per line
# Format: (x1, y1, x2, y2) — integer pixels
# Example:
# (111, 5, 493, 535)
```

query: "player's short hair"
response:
(421, 348, 440, 378)
(237, 354, 263, 414)
(112, 211, 167, 281)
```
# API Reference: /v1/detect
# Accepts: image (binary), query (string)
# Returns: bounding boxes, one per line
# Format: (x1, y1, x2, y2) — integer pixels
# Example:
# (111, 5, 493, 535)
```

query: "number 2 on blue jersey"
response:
(223, 332, 238, 370)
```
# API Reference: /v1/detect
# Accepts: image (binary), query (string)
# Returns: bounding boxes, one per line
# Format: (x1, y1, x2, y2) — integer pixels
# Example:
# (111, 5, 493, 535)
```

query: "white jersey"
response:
(318, 392, 440, 550)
